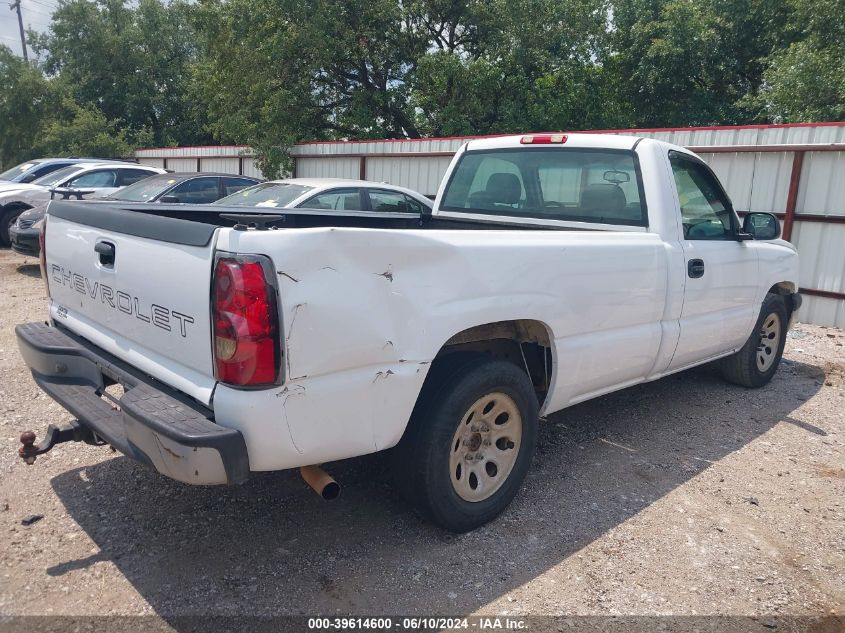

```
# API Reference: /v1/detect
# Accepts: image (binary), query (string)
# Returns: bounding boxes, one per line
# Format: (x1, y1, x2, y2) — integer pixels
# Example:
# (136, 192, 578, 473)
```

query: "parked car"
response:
(105, 172, 262, 204)
(10, 173, 262, 256)
(0, 157, 129, 185)
(213, 177, 433, 213)
(0, 162, 166, 246)
(16, 133, 800, 532)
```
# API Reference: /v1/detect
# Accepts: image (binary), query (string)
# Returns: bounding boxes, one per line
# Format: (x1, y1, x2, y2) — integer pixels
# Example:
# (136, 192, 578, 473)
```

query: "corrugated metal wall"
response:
(133, 146, 267, 178)
(135, 123, 845, 327)
(366, 156, 454, 195)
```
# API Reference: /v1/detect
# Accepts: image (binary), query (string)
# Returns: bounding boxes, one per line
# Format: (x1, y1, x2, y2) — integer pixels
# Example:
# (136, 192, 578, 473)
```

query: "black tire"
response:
(720, 293, 789, 388)
(391, 354, 539, 532)
(0, 207, 24, 247)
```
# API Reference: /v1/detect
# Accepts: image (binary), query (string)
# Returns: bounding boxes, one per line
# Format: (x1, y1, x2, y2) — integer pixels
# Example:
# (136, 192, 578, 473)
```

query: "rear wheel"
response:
(392, 355, 538, 532)
(720, 293, 788, 388)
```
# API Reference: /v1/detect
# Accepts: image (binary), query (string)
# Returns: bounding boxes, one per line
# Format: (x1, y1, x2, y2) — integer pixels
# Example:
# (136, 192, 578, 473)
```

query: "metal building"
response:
(135, 122, 845, 327)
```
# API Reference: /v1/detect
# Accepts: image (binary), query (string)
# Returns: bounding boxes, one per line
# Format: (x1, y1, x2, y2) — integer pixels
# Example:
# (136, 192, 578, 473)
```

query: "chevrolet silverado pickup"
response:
(16, 133, 801, 532)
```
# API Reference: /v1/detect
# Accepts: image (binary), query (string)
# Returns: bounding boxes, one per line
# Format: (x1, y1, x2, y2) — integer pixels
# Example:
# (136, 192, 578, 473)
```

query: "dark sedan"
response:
(10, 172, 261, 257)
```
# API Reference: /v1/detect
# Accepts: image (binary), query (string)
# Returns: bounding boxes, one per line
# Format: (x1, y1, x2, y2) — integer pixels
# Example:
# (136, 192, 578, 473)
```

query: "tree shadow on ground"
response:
(48, 359, 826, 624)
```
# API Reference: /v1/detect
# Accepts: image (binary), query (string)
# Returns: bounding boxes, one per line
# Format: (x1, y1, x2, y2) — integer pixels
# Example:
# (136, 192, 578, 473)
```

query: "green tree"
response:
(192, 0, 426, 176)
(0, 46, 54, 168)
(31, 0, 211, 147)
(608, 0, 798, 127)
(408, 0, 611, 136)
(36, 96, 139, 158)
(754, 0, 845, 121)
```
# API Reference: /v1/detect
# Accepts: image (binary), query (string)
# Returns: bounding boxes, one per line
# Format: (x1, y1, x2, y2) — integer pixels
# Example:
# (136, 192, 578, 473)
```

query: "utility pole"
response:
(10, 0, 28, 62)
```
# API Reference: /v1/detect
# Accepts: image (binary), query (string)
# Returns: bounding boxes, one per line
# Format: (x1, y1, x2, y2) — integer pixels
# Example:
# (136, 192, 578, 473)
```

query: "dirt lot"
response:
(0, 247, 843, 626)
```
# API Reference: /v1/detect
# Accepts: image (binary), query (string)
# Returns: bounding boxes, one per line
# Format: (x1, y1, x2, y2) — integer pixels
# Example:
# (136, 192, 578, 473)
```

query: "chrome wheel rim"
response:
(756, 312, 782, 372)
(449, 392, 522, 503)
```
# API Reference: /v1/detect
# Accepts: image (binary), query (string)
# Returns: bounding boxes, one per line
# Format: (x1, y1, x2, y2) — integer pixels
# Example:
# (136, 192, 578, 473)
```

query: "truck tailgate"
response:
(44, 202, 218, 405)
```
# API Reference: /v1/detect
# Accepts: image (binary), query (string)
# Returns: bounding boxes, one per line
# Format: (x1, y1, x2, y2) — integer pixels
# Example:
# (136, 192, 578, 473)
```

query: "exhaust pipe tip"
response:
(300, 465, 341, 500)
(320, 480, 341, 501)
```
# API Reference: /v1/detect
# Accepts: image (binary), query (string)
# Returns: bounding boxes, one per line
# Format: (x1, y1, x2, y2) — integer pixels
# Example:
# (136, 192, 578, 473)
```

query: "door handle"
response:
(688, 258, 705, 278)
(95, 240, 115, 267)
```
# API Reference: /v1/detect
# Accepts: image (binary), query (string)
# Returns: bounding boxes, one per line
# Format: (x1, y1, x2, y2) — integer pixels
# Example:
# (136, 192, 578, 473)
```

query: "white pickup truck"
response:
(17, 133, 800, 532)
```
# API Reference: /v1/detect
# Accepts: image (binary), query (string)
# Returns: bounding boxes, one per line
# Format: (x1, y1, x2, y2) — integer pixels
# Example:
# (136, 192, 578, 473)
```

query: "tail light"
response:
(521, 134, 568, 144)
(37, 217, 49, 297)
(212, 254, 281, 386)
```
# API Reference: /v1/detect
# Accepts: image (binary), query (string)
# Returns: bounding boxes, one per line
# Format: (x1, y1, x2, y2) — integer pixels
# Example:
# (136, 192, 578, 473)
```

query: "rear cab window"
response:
(440, 148, 647, 227)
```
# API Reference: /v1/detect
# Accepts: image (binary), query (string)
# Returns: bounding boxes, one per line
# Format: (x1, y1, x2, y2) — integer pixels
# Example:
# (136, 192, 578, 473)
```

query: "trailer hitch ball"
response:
(19, 431, 38, 465)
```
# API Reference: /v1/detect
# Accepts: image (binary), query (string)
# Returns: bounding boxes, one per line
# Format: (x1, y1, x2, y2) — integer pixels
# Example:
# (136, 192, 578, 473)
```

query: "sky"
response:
(2, 0, 57, 58)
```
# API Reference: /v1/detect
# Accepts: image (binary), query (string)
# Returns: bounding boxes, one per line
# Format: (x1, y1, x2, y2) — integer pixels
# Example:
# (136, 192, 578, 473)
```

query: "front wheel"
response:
(391, 356, 538, 532)
(720, 293, 789, 388)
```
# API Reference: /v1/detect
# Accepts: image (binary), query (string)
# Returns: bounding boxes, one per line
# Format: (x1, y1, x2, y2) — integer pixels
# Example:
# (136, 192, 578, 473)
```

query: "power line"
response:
(24, 0, 57, 15)
(18, 4, 53, 18)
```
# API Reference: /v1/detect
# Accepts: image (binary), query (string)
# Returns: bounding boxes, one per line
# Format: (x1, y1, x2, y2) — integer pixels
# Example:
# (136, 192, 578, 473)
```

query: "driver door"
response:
(667, 151, 759, 371)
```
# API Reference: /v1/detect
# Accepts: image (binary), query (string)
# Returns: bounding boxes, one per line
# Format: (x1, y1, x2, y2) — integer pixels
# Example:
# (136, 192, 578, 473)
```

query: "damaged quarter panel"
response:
(212, 225, 667, 470)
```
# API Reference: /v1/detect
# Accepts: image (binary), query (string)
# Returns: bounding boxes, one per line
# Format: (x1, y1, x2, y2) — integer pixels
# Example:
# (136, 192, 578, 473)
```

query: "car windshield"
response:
(441, 148, 646, 225)
(110, 175, 177, 202)
(0, 161, 40, 181)
(31, 165, 88, 187)
(213, 182, 313, 207)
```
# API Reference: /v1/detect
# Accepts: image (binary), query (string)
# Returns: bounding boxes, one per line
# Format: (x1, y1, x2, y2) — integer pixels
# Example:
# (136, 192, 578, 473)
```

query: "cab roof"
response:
(464, 133, 642, 152)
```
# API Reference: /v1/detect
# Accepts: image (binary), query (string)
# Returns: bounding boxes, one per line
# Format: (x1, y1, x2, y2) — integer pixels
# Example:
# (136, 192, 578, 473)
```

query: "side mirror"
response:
(742, 212, 781, 240)
(159, 195, 179, 203)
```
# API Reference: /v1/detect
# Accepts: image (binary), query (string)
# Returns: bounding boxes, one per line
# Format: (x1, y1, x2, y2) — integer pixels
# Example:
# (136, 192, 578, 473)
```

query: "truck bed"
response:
(51, 199, 581, 236)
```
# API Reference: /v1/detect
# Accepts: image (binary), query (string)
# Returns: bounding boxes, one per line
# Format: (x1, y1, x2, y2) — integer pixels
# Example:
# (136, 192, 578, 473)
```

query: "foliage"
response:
(2, 0, 844, 176)
(0, 46, 54, 168)
(30, 0, 211, 147)
(36, 96, 139, 158)
(752, 0, 845, 121)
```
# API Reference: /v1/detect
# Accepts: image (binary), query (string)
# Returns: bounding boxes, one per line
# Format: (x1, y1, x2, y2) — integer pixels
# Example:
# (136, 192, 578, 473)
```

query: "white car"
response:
(0, 162, 166, 245)
(213, 177, 433, 213)
(17, 133, 800, 532)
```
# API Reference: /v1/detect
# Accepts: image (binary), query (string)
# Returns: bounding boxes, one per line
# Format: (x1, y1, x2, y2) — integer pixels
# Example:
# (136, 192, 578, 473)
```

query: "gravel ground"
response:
(0, 247, 843, 625)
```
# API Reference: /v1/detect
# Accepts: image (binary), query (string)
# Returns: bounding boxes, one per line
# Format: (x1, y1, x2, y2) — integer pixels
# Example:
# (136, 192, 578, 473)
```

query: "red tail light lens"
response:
(212, 255, 280, 386)
(521, 134, 568, 144)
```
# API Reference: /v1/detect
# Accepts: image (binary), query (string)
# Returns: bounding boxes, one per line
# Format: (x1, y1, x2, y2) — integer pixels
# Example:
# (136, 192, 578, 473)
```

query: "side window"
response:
(670, 152, 734, 240)
(66, 170, 117, 188)
(404, 194, 426, 214)
(24, 162, 72, 182)
(298, 188, 362, 210)
(168, 177, 221, 204)
(223, 177, 258, 196)
(118, 169, 157, 186)
(367, 189, 416, 213)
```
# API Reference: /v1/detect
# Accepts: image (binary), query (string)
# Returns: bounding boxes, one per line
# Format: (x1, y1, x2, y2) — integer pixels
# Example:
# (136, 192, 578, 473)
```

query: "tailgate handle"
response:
(95, 240, 115, 267)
